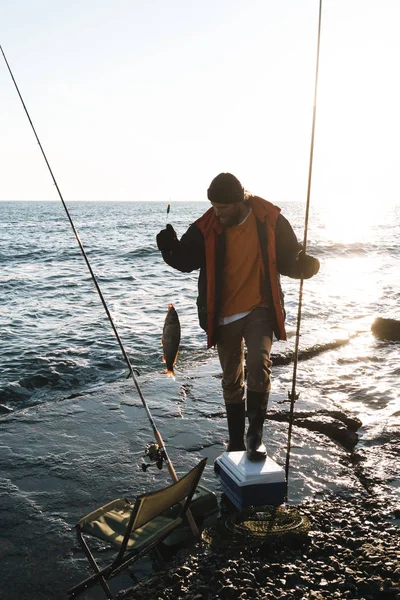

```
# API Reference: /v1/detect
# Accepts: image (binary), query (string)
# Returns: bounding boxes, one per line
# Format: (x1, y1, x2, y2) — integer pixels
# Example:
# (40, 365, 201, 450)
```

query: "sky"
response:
(1, 0, 399, 206)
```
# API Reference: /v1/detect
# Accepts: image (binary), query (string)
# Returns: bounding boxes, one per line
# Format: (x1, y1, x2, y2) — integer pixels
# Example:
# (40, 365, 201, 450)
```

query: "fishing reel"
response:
(287, 391, 300, 402)
(126, 368, 141, 380)
(141, 443, 166, 472)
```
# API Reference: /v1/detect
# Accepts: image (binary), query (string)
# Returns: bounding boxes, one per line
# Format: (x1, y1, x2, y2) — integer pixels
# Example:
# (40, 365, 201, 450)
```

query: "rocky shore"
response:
(2, 347, 398, 599)
(117, 492, 399, 600)
(112, 365, 400, 600)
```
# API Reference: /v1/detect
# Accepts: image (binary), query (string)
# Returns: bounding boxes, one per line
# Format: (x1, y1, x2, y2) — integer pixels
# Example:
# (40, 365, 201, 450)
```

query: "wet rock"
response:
(218, 584, 242, 599)
(285, 572, 300, 587)
(267, 409, 361, 450)
(175, 565, 192, 577)
(270, 337, 353, 365)
(371, 317, 400, 341)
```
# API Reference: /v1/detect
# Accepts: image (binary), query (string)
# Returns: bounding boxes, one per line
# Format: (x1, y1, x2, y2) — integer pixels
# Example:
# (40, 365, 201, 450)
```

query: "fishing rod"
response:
(284, 0, 323, 503)
(0, 44, 199, 535)
(166, 199, 171, 226)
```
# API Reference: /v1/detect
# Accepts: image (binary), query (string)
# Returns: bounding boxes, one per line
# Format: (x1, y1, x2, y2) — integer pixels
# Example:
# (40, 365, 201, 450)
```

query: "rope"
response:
(284, 0, 323, 503)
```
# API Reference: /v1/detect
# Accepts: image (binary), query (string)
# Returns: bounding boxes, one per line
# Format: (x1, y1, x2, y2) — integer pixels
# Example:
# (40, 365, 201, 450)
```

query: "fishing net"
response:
(202, 505, 310, 550)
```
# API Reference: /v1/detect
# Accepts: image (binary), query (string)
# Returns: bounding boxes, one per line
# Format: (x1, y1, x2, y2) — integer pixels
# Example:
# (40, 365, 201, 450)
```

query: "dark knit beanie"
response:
(207, 173, 244, 204)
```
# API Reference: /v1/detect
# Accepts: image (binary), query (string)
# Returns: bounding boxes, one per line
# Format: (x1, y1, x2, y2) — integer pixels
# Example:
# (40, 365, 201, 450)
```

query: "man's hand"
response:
(297, 250, 320, 278)
(156, 224, 178, 252)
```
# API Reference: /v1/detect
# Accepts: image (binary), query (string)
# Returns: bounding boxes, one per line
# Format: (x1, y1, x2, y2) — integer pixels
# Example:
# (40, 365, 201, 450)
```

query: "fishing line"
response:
(0, 45, 199, 532)
(284, 0, 323, 503)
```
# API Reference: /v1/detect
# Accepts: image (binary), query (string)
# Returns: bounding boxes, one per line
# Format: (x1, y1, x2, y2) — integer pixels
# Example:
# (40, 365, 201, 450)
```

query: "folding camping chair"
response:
(68, 457, 207, 599)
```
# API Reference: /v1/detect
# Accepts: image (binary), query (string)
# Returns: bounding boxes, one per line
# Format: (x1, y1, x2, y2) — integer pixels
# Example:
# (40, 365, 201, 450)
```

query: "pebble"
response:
(116, 492, 400, 600)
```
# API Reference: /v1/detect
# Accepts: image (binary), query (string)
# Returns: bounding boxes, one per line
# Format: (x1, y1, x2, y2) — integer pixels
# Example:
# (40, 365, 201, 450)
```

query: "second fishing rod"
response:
(0, 44, 200, 532)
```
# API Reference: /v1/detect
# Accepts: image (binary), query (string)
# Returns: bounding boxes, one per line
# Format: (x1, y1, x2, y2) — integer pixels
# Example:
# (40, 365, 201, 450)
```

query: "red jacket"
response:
(159, 195, 319, 348)
(195, 196, 286, 348)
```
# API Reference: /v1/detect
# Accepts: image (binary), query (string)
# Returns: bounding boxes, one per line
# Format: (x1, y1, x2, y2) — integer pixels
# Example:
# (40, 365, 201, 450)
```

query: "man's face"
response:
(211, 202, 243, 229)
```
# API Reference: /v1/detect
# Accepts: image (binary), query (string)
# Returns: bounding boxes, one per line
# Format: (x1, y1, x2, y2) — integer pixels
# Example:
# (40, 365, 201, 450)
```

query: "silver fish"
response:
(162, 303, 181, 377)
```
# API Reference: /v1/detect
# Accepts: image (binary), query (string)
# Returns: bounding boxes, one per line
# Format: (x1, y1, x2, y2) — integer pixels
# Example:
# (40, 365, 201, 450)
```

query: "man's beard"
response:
(219, 207, 242, 229)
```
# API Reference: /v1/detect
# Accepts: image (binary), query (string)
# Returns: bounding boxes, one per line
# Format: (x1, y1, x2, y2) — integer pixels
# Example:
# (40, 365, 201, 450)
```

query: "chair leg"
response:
(68, 532, 114, 599)
(127, 568, 139, 583)
(151, 545, 166, 567)
(83, 547, 114, 600)
(68, 567, 113, 600)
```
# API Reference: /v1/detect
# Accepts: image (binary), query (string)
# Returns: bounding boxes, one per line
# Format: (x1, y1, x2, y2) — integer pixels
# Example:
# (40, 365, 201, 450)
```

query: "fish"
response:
(162, 303, 181, 377)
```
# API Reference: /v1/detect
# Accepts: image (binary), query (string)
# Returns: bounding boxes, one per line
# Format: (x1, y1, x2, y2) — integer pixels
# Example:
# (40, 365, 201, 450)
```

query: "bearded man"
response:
(156, 173, 320, 461)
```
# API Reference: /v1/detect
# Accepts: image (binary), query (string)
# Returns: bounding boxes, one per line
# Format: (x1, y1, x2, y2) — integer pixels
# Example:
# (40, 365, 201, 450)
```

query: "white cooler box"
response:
(216, 451, 285, 510)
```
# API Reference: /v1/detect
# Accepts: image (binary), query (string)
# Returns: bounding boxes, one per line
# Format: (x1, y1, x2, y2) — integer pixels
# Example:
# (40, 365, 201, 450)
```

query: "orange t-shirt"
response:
(219, 210, 267, 318)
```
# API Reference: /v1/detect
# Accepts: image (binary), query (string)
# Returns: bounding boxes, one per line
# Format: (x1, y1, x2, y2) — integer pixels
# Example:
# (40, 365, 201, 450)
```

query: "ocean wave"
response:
(0, 360, 127, 410)
(1, 200, 399, 416)
(313, 242, 378, 256)
(122, 246, 159, 259)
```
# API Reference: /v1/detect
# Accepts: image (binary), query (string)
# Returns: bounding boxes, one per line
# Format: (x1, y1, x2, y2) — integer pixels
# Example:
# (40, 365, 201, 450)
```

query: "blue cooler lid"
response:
(218, 451, 285, 487)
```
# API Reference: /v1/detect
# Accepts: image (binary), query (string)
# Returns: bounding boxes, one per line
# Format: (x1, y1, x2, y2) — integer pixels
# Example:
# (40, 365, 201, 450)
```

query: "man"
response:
(156, 173, 320, 461)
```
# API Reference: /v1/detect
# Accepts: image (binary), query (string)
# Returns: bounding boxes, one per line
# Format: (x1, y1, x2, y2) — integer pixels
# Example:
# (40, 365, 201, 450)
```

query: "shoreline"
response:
(114, 359, 400, 599)
(0, 353, 398, 599)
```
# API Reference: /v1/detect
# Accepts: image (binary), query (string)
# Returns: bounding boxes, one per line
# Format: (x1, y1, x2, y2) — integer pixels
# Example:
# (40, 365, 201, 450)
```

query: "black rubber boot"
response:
(214, 403, 246, 474)
(226, 403, 246, 452)
(246, 391, 269, 462)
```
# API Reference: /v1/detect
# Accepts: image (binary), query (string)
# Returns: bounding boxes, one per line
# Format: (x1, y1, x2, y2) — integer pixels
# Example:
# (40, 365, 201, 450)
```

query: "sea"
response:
(0, 200, 399, 599)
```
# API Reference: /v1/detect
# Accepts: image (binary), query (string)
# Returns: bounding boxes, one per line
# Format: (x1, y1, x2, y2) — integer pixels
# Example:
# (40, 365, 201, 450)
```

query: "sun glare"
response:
(320, 198, 378, 245)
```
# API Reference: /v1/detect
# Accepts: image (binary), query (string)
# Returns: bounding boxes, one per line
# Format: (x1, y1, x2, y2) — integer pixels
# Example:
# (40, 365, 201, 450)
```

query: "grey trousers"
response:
(216, 307, 273, 405)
